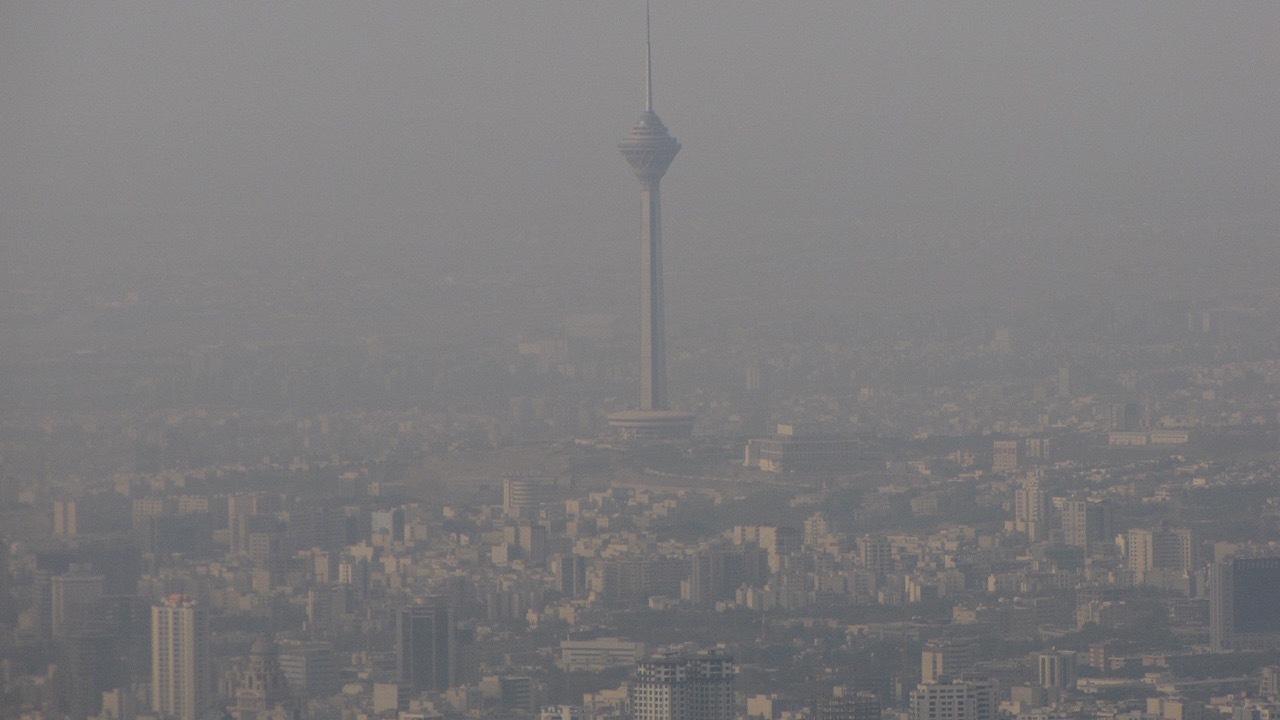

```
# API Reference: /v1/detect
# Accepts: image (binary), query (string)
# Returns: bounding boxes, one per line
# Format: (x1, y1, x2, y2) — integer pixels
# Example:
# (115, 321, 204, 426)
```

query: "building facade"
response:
(560, 638, 645, 672)
(921, 637, 976, 684)
(278, 640, 338, 700)
(397, 596, 457, 693)
(908, 679, 997, 720)
(1211, 557, 1280, 651)
(1061, 498, 1112, 555)
(743, 425, 868, 474)
(992, 441, 1019, 474)
(151, 595, 210, 720)
(1127, 527, 1196, 587)
(1037, 650, 1077, 690)
(629, 652, 735, 720)
(816, 688, 881, 720)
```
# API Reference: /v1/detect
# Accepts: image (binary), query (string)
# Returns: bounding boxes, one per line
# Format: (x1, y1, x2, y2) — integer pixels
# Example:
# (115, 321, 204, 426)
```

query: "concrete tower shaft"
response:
(619, 111, 679, 411)
(618, 5, 680, 412)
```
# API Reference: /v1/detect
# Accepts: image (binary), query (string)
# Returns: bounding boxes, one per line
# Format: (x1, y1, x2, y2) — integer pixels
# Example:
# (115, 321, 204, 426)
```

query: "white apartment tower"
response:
(151, 595, 210, 720)
(630, 652, 735, 720)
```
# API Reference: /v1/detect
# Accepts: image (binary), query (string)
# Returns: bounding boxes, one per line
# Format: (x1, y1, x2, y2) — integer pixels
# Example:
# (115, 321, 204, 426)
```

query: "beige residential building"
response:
(152, 595, 210, 720)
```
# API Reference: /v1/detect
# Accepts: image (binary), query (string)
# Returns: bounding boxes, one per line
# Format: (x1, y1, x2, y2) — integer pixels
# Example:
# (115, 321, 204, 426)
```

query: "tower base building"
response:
(607, 410, 695, 441)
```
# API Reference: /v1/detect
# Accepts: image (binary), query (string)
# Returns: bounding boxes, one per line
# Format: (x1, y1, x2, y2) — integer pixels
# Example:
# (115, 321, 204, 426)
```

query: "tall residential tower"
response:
(629, 652, 735, 720)
(607, 5, 695, 441)
(151, 595, 210, 720)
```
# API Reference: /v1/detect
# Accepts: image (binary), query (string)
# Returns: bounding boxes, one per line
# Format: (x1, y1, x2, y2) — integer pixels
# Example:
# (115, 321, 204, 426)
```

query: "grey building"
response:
(279, 640, 338, 700)
(630, 652, 735, 720)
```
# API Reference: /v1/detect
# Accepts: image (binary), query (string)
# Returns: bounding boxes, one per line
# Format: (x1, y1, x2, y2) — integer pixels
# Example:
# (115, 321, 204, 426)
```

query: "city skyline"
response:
(1, 4, 1280, 720)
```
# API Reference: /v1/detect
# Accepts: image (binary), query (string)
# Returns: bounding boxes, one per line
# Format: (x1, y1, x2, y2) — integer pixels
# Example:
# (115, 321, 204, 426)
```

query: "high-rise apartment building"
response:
(1013, 477, 1046, 541)
(1126, 527, 1196, 585)
(921, 637, 976, 684)
(552, 554, 590, 599)
(1023, 437, 1051, 462)
(1111, 402, 1142, 431)
(397, 596, 456, 694)
(53, 499, 77, 537)
(600, 555, 688, 608)
(503, 523, 549, 565)
(908, 679, 997, 720)
(278, 640, 338, 701)
(60, 632, 116, 720)
(1037, 650, 1077, 690)
(859, 535, 893, 575)
(151, 595, 210, 720)
(816, 687, 881, 720)
(1260, 666, 1280, 698)
(686, 549, 728, 608)
(51, 567, 104, 638)
(370, 508, 405, 546)
(629, 652, 735, 720)
(1061, 498, 1112, 555)
(992, 441, 1019, 475)
(1211, 557, 1280, 651)
(32, 570, 53, 640)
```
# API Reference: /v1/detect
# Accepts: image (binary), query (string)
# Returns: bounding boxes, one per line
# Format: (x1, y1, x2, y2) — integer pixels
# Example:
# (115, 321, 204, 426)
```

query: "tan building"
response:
(992, 440, 1018, 474)
(1013, 476, 1046, 541)
(152, 595, 210, 720)
(908, 679, 997, 720)
(53, 499, 77, 537)
(1037, 650, 1077, 689)
(1127, 527, 1196, 585)
(921, 636, 976, 684)
(559, 638, 645, 672)
(744, 425, 867, 474)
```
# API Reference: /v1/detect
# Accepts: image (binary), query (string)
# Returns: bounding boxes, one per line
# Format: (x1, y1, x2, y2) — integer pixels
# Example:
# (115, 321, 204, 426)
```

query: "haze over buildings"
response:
(3, 3, 1278, 354)
(2, 4, 1280, 720)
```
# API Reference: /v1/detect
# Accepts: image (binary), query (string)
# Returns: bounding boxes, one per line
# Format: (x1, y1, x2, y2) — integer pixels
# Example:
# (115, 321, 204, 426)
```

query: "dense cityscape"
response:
(5, 233, 1280, 720)
(4, 4, 1280, 720)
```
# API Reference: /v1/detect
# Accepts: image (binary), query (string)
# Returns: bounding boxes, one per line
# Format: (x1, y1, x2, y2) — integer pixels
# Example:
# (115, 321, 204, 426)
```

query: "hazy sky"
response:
(3, 2, 1278, 320)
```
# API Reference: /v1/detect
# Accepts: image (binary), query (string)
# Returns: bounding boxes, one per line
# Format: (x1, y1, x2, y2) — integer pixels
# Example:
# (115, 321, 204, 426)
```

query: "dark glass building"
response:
(396, 596, 456, 693)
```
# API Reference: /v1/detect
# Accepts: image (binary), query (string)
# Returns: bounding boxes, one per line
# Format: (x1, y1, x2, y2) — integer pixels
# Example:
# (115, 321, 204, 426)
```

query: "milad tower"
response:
(606, 5, 695, 441)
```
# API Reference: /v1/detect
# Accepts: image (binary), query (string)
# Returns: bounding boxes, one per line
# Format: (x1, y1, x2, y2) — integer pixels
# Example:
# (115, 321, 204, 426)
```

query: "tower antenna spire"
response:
(645, 0, 653, 112)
